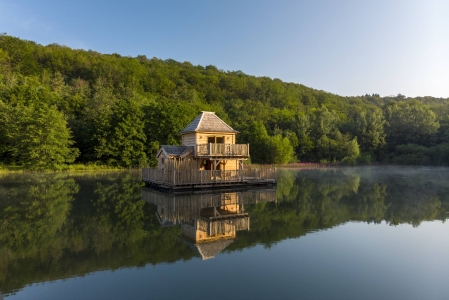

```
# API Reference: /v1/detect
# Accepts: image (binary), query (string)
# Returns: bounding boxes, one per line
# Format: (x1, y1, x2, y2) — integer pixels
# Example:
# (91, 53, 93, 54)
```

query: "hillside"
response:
(1, 34, 448, 169)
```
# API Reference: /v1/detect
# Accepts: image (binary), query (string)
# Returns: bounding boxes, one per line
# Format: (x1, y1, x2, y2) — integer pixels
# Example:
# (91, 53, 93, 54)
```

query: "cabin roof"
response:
(186, 239, 234, 260)
(157, 145, 194, 158)
(179, 111, 238, 134)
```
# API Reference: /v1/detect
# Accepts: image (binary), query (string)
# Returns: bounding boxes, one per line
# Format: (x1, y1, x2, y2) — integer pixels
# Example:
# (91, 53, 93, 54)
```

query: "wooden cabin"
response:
(142, 111, 276, 190)
(156, 111, 247, 172)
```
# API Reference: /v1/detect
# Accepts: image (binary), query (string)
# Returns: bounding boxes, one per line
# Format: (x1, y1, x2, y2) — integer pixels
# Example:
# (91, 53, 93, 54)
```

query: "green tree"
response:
(309, 107, 340, 141)
(145, 98, 198, 146)
(384, 101, 439, 147)
(294, 113, 314, 160)
(247, 121, 270, 163)
(73, 77, 118, 161)
(267, 134, 295, 164)
(95, 98, 147, 167)
(307, 107, 360, 162)
(0, 101, 10, 161)
(345, 108, 386, 154)
(6, 103, 79, 169)
(391, 144, 431, 165)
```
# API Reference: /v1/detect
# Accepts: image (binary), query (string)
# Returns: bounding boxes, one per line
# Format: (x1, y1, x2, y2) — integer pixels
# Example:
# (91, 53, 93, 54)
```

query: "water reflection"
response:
(0, 167, 448, 297)
(142, 188, 276, 259)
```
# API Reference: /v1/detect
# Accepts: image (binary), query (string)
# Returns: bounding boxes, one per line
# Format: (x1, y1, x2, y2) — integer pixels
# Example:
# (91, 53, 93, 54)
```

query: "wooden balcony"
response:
(195, 143, 249, 158)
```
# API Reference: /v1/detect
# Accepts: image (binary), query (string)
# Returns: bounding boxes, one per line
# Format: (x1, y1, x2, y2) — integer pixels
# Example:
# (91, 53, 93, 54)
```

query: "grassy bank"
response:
(0, 164, 127, 173)
(0, 162, 336, 173)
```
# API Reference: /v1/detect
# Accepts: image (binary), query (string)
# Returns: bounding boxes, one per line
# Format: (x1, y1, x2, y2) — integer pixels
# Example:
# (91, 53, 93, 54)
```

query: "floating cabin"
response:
(142, 187, 277, 260)
(142, 111, 276, 190)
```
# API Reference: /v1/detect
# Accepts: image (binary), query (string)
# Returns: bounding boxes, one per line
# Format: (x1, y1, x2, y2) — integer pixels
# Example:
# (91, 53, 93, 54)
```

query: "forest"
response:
(1, 34, 449, 169)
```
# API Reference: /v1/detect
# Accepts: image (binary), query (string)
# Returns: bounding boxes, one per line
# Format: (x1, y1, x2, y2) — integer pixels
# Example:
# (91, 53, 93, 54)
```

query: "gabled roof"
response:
(196, 239, 234, 260)
(185, 238, 234, 260)
(179, 111, 238, 134)
(157, 146, 194, 158)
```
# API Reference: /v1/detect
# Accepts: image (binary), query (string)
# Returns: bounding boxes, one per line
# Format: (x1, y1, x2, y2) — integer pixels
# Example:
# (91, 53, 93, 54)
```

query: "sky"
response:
(1, 0, 448, 98)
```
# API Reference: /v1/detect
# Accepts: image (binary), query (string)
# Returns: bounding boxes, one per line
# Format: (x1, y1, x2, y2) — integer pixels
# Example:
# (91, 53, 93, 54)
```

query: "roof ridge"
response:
(196, 111, 207, 131)
(179, 111, 238, 134)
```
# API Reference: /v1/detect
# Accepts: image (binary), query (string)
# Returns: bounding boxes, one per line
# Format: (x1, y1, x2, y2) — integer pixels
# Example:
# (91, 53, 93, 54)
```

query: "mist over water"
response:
(1, 167, 448, 299)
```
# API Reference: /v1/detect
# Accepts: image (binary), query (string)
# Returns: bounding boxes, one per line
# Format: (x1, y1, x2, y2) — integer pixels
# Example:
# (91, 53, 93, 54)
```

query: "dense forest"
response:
(1, 34, 449, 169)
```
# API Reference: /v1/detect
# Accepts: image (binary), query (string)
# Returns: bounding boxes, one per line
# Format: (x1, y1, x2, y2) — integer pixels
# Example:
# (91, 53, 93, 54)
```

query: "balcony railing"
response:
(195, 143, 249, 157)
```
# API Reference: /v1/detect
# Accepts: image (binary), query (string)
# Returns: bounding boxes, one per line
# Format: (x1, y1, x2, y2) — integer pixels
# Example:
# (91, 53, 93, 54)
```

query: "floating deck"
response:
(142, 168, 276, 191)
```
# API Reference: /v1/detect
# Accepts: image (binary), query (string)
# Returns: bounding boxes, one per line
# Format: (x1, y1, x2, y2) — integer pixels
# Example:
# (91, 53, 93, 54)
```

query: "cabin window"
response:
(207, 136, 225, 143)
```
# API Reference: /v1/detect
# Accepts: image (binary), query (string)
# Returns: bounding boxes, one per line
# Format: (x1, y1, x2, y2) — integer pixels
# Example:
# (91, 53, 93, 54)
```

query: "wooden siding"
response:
(182, 133, 197, 146)
(181, 224, 197, 241)
(222, 159, 238, 171)
(158, 156, 164, 170)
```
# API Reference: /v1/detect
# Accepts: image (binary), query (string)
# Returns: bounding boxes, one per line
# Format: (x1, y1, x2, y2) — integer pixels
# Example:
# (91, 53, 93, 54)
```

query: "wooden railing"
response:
(142, 168, 276, 187)
(195, 143, 249, 157)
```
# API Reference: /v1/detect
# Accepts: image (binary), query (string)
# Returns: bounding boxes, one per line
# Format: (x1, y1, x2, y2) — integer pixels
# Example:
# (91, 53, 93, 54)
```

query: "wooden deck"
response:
(142, 168, 276, 190)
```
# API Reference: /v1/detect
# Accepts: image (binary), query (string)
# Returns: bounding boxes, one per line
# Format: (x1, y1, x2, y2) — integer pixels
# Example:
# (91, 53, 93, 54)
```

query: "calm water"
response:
(0, 167, 448, 300)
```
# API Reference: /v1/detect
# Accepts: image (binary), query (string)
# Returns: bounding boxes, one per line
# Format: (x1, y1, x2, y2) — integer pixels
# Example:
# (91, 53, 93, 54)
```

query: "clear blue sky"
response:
(1, 0, 448, 98)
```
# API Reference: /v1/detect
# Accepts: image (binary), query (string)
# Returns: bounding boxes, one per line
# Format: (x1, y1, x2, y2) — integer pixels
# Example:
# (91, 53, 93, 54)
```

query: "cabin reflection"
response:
(142, 188, 276, 260)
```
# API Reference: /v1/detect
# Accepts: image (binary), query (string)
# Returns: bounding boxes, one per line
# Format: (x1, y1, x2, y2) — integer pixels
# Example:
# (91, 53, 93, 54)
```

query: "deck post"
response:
(173, 170, 176, 186)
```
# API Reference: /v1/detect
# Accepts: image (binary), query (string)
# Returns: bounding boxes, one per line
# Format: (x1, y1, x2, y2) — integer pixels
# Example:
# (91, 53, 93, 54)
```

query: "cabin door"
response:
(204, 159, 220, 171)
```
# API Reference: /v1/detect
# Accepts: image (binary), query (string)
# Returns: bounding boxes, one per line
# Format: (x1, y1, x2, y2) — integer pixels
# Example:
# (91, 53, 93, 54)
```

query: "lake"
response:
(0, 166, 448, 300)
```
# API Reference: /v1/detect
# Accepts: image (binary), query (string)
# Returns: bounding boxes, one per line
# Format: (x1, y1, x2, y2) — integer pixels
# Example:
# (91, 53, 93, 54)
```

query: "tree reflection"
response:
(227, 167, 448, 252)
(0, 173, 78, 289)
(0, 172, 195, 295)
